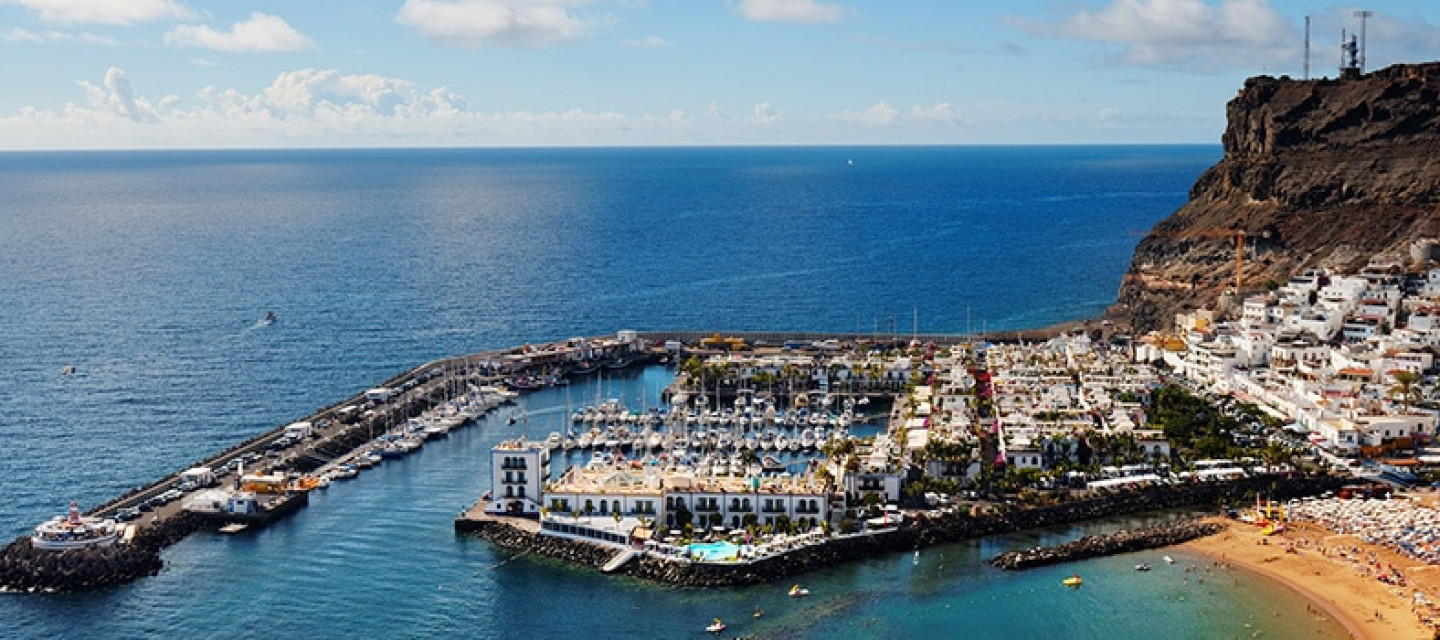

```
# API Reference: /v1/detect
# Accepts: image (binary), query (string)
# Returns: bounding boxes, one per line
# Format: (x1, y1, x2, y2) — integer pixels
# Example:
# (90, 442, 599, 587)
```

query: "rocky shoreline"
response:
(462, 475, 1344, 587)
(0, 513, 204, 593)
(989, 518, 1226, 570)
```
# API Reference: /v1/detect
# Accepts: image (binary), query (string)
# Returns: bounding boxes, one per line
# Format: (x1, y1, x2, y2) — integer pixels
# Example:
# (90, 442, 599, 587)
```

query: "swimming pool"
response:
(687, 541, 742, 562)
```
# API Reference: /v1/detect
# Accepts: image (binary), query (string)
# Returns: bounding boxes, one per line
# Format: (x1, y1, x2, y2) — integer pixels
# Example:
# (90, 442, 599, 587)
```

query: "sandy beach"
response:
(1184, 515, 1440, 640)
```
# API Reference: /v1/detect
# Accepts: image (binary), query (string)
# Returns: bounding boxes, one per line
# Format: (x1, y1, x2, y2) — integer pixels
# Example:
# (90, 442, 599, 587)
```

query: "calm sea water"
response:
(0, 146, 1345, 637)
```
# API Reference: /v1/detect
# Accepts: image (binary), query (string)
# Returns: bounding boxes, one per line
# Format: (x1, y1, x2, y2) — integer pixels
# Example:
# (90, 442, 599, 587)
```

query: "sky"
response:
(0, 0, 1437, 149)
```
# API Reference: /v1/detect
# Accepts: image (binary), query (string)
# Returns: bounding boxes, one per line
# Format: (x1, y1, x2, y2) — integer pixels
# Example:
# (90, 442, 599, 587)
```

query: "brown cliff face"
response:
(1115, 63, 1440, 333)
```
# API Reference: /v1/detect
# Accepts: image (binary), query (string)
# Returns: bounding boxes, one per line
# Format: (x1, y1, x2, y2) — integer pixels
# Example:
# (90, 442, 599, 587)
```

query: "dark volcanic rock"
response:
(990, 519, 1224, 570)
(0, 513, 203, 593)
(1116, 62, 1440, 332)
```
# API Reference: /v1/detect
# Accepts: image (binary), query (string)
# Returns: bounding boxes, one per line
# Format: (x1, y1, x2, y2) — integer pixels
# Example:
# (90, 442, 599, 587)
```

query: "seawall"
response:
(990, 518, 1226, 570)
(460, 475, 1345, 587)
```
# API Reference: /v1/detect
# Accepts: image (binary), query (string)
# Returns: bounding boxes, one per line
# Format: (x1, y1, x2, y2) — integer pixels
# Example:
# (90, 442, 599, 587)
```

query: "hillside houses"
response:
(1152, 260, 1440, 459)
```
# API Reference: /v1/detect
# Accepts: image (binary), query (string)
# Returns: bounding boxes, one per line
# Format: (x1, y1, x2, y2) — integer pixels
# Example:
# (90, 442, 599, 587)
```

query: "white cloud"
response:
(76, 66, 163, 122)
(736, 0, 845, 25)
(2, 0, 193, 25)
(4, 27, 125, 45)
(749, 101, 782, 123)
(835, 101, 962, 127)
(836, 101, 896, 126)
(1008, 0, 1296, 72)
(5, 27, 51, 42)
(908, 102, 961, 126)
(395, 0, 597, 48)
(622, 35, 670, 48)
(0, 66, 744, 148)
(164, 12, 314, 53)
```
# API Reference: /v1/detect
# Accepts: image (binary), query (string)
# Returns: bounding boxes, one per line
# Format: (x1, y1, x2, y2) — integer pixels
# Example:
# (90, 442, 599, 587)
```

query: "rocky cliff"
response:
(1115, 62, 1440, 332)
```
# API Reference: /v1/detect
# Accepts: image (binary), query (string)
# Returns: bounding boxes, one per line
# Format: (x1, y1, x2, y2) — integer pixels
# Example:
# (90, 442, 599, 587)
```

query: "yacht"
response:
(31, 502, 119, 551)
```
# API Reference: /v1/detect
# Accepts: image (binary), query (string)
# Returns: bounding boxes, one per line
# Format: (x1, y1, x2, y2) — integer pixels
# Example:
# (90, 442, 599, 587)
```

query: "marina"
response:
(0, 330, 923, 591)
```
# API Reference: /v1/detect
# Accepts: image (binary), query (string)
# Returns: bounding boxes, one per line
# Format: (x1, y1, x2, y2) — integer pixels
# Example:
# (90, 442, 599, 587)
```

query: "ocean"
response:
(0, 146, 1346, 637)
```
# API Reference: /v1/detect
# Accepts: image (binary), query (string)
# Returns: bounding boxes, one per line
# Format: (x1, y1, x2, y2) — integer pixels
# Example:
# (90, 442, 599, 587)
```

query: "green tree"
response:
(1390, 370, 1422, 412)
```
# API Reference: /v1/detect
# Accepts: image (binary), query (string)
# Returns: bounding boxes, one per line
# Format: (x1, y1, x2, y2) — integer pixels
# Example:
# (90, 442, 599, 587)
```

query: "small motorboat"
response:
(261, 310, 277, 325)
(706, 618, 726, 634)
(753, 607, 764, 619)
(1134, 563, 1151, 571)
(788, 584, 810, 597)
(1163, 555, 1175, 564)
(1062, 574, 1083, 587)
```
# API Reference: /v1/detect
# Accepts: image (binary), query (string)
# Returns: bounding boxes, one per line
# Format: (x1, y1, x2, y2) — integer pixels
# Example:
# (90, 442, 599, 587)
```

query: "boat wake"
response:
(242, 311, 279, 334)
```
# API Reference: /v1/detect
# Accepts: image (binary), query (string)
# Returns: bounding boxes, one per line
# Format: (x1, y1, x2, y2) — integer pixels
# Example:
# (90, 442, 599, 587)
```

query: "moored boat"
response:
(31, 502, 120, 551)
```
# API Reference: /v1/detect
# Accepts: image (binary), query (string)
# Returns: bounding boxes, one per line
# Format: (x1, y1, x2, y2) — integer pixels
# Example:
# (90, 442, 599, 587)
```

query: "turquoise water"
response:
(0, 146, 1347, 638)
(688, 541, 744, 562)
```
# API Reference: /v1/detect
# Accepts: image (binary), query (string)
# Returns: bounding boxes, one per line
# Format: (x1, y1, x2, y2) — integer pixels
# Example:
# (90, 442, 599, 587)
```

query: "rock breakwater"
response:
(0, 513, 204, 593)
(990, 519, 1225, 570)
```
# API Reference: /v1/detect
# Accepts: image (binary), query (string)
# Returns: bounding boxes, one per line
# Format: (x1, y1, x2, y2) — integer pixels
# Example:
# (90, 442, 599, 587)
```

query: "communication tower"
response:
(1354, 10, 1373, 73)
(1340, 30, 1359, 79)
(1302, 15, 1310, 80)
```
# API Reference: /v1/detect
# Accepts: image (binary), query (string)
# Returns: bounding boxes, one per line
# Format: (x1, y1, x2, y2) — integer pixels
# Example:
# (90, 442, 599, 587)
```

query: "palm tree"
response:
(1389, 370, 1422, 412)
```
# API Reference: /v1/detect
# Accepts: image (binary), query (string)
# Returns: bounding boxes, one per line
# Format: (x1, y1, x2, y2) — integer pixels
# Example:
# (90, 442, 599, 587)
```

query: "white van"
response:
(178, 467, 215, 490)
(283, 421, 314, 440)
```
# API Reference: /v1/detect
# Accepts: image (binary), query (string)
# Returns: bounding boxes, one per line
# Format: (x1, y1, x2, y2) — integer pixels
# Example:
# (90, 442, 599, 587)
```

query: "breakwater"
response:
(0, 345, 529, 593)
(0, 513, 204, 593)
(460, 475, 1345, 587)
(989, 519, 1225, 570)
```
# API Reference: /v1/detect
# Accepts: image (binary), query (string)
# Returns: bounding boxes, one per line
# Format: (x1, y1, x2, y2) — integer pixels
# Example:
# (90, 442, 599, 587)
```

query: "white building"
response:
(483, 439, 550, 517)
(542, 463, 831, 532)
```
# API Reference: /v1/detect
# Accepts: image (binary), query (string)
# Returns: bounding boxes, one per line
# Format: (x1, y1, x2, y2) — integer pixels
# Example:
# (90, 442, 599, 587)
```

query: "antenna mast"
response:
(1354, 10, 1373, 73)
(1303, 15, 1310, 79)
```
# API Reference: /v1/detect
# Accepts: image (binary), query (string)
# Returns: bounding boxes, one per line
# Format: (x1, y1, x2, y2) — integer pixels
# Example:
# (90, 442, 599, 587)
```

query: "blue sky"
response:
(1, 0, 1437, 149)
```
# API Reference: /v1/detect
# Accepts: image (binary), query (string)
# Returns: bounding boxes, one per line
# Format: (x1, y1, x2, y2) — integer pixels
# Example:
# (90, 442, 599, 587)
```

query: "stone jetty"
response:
(0, 513, 204, 593)
(989, 519, 1226, 570)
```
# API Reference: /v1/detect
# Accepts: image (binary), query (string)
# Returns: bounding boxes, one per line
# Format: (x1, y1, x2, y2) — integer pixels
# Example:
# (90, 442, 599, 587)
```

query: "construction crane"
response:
(1132, 228, 1250, 293)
